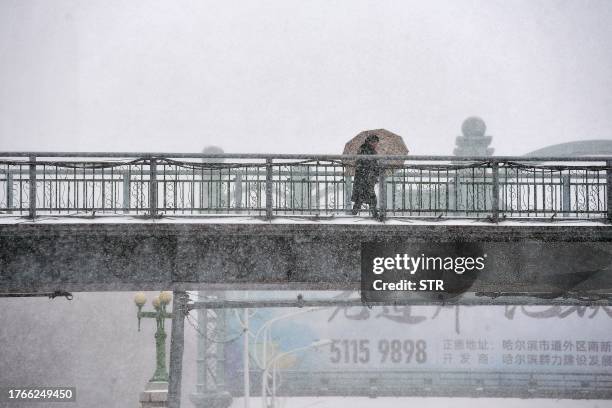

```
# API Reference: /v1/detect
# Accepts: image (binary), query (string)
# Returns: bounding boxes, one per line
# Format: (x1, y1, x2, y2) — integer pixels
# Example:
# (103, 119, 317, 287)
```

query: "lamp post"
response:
(135, 291, 174, 383)
(254, 307, 323, 371)
(262, 340, 332, 408)
(254, 308, 325, 408)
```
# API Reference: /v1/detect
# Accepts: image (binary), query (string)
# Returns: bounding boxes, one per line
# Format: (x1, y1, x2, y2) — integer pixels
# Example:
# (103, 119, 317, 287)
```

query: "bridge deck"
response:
(0, 214, 608, 226)
(1, 215, 611, 304)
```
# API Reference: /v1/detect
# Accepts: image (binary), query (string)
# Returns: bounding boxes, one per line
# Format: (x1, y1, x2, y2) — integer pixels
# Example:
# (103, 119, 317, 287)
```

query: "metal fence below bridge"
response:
(232, 369, 612, 399)
(0, 153, 611, 221)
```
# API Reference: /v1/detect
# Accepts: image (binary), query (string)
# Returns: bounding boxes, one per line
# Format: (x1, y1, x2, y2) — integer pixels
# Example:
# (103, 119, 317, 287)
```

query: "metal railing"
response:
(236, 369, 612, 398)
(0, 153, 610, 221)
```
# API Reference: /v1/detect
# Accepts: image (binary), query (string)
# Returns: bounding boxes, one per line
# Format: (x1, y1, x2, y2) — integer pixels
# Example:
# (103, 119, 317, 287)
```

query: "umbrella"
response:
(342, 129, 409, 175)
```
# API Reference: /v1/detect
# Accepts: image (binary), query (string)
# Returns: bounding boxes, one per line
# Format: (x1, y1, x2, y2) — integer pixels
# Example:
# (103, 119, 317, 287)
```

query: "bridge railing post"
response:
(123, 172, 131, 214)
(265, 158, 273, 219)
(561, 173, 571, 217)
(149, 158, 158, 217)
(378, 164, 387, 219)
(6, 171, 13, 214)
(491, 161, 499, 222)
(234, 172, 243, 210)
(28, 155, 37, 218)
(453, 172, 461, 213)
(607, 160, 612, 222)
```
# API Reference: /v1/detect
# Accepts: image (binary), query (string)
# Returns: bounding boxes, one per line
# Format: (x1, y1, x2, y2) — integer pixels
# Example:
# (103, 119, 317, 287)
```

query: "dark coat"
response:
(351, 142, 381, 202)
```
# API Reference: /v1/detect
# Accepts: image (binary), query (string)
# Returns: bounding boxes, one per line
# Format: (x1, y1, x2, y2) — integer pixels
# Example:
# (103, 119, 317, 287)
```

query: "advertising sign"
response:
(224, 292, 612, 397)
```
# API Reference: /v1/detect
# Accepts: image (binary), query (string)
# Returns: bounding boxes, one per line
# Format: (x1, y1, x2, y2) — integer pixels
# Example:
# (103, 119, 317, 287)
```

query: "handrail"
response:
(0, 152, 611, 161)
(0, 154, 610, 221)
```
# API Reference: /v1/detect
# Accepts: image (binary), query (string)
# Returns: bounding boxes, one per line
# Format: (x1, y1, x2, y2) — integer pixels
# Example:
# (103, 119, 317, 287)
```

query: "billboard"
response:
(223, 292, 612, 398)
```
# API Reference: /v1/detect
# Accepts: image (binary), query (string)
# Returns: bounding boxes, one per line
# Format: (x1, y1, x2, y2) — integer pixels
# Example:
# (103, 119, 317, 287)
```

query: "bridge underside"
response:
(1, 217, 611, 305)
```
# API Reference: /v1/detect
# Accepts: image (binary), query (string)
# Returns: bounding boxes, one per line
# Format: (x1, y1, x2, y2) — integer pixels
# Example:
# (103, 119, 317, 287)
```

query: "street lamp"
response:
(254, 307, 324, 370)
(262, 339, 332, 408)
(134, 291, 174, 383)
(253, 308, 326, 408)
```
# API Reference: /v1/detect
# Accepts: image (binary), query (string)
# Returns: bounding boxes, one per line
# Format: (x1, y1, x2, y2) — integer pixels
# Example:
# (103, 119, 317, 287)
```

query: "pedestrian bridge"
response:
(1, 152, 611, 304)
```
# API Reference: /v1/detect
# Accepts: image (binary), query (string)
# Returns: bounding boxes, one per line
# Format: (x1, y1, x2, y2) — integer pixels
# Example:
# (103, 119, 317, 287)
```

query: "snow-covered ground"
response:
(230, 397, 612, 408)
(0, 214, 607, 227)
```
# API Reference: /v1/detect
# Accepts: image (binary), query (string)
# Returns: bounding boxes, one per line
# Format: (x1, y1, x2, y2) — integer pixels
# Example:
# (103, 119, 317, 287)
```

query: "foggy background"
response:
(0, 292, 197, 408)
(2, 1, 612, 407)
(1, 0, 611, 154)
(0, 292, 201, 408)
(2, 294, 612, 407)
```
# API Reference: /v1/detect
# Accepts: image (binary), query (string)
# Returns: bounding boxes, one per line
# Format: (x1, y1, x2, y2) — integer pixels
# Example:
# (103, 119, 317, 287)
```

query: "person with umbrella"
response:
(351, 134, 382, 218)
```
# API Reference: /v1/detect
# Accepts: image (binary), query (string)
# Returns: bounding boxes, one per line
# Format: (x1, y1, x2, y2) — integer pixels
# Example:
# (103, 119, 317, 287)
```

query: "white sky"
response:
(1, 0, 611, 155)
